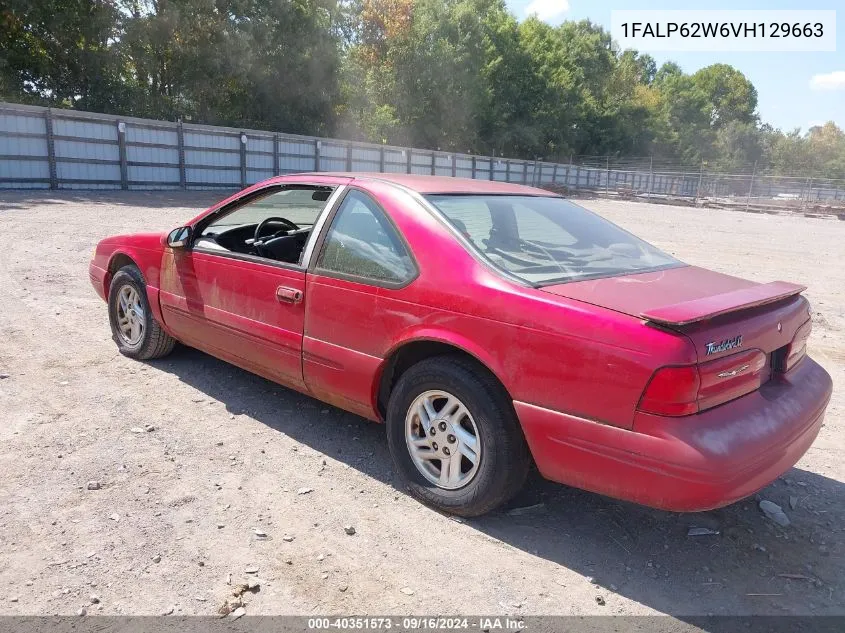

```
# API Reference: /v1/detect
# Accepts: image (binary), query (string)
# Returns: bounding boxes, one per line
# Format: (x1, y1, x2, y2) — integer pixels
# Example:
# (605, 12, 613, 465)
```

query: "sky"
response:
(504, 0, 844, 133)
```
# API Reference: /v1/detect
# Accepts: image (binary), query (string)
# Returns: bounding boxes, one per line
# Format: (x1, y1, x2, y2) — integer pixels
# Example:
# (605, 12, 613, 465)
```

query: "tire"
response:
(108, 265, 176, 360)
(386, 355, 531, 517)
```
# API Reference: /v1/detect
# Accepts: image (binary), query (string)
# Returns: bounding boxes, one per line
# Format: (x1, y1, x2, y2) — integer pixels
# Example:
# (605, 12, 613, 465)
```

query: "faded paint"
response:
(87, 173, 834, 513)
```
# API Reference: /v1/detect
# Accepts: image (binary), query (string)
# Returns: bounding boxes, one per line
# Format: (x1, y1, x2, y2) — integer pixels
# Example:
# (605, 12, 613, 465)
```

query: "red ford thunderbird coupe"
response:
(89, 174, 832, 516)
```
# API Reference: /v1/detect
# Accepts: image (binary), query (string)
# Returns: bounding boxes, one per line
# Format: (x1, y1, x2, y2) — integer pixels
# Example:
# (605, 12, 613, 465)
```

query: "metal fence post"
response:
(605, 156, 610, 197)
(695, 160, 704, 203)
(488, 157, 494, 181)
(239, 132, 247, 188)
(314, 139, 321, 172)
(117, 121, 128, 190)
(273, 134, 280, 176)
(345, 143, 353, 172)
(647, 155, 654, 198)
(506, 160, 511, 182)
(177, 121, 186, 189)
(379, 146, 385, 173)
(406, 150, 412, 174)
(44, 108, 57, 189)
(451, 154, 457, 177)
(552, 162, 558, 184)
(522, 162, 528, 185)
(745, 160, 757, 212)
(430, 152, 436, 176)
(471, 156, 477, 179)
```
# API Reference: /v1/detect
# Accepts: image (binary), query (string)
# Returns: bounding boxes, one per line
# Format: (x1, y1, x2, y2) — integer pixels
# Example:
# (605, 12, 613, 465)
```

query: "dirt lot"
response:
(0, 191, 842, 620)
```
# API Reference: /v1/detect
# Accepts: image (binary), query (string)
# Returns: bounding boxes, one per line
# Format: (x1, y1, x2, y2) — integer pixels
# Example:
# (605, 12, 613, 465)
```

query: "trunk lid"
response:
(541, 265, 810, 362)
(542, 266, 812, 415)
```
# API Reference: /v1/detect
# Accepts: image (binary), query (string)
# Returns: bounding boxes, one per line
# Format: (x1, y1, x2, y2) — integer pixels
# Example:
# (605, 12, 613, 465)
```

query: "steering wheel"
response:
(253, 217, 299, 255)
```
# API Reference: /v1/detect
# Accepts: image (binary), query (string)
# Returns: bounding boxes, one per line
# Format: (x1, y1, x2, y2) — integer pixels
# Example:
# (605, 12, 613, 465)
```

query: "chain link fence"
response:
(554, 155, 845, 218)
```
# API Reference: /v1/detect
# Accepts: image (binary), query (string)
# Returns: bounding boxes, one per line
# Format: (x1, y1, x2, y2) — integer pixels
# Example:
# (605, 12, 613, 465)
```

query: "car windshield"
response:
(425, 194, 682, 285)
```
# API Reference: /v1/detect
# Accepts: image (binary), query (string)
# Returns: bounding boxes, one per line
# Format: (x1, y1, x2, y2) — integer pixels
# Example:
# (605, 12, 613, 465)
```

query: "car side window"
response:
(316, 190, 415, 285)
(194, 185, 335, 266)
(201, 187, 329, 235)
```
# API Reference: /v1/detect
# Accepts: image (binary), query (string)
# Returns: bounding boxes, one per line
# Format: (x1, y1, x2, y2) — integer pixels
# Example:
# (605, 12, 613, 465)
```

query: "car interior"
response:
(193, 186, 333, 265)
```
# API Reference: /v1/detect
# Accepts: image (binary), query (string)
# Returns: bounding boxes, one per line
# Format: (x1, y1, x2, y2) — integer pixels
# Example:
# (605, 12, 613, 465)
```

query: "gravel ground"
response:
(0, 191, 842, 620)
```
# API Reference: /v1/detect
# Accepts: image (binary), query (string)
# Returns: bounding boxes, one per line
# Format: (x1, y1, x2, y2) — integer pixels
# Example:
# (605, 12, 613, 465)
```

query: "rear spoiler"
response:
(641, 281, 807, 327)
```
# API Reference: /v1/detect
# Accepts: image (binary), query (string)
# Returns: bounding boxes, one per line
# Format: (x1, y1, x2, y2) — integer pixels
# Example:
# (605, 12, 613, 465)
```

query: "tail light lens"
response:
(638, 349, 768, 417)
(781, 319, 811, 372)
(637, 365, 701, 417)
(697, 349, 768, 410)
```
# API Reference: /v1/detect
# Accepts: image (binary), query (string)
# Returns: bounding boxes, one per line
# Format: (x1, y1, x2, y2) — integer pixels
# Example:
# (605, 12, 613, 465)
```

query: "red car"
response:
(89, 174, 832, 516)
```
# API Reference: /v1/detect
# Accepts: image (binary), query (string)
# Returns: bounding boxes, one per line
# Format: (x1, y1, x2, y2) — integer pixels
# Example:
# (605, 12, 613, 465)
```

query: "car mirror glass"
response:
(167, 226, 192, 248)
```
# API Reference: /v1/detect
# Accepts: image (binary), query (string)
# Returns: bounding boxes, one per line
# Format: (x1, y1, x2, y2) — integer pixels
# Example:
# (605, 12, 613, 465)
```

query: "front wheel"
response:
(386, 355, 531, 517)
(108, 265, 176, 360)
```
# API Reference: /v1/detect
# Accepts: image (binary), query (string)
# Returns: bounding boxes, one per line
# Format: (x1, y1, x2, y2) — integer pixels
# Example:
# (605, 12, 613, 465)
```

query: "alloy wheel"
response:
(115, 285, 145, 346)
(404, 389, 481, 489)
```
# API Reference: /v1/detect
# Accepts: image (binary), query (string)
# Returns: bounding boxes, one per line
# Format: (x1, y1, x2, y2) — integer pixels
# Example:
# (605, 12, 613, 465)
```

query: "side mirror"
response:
(167, 226, 192, 249)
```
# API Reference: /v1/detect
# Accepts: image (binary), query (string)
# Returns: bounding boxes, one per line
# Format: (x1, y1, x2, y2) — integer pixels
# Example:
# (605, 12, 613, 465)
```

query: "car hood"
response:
(100, 232, 166, 248)
(539, 265, 763, 319)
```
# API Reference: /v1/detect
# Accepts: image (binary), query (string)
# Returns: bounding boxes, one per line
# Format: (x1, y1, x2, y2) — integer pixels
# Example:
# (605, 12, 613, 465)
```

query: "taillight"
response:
(697, 349, 768, 410)
(782, 319, 811, 372)
(638, 349, 769, 417)
(637, 365, 701, 417)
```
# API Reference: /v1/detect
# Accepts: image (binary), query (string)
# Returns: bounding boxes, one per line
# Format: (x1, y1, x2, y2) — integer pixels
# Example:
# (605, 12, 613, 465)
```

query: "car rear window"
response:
(425, 195, 681, 285)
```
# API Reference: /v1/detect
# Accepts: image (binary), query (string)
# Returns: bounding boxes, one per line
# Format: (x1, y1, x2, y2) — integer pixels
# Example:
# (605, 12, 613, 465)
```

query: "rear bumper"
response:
(515, 357, 832, 511)
(89, 262, 108, 301)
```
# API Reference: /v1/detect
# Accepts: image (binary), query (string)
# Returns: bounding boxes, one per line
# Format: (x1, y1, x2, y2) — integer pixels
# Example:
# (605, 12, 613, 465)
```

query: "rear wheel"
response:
(386, 355, 530, 516)
(108, 265, 176, 360)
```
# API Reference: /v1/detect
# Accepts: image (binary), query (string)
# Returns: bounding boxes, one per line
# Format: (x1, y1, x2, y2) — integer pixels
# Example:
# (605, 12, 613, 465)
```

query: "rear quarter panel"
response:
(328, 181, 696, 429)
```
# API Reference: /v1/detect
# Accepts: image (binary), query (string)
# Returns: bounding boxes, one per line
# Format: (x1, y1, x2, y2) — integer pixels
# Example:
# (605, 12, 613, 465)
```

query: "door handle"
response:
(276, 286, 303, 304)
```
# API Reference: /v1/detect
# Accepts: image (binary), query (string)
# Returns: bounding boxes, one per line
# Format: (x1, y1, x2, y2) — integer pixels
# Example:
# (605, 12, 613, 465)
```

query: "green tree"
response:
(0, 0, 126, 111)
(3, 0, 841, 181)
(690, 63, 758, 128)
(343, 0, 524, 152)
(118, 0, 342, 133)
(806, 122, 845, 179)
(712, 120, 764, 172)
(648, 63, 758, 165)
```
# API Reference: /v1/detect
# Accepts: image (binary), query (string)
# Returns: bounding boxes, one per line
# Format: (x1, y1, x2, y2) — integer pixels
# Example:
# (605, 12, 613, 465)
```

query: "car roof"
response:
(292, 172, 556, 196)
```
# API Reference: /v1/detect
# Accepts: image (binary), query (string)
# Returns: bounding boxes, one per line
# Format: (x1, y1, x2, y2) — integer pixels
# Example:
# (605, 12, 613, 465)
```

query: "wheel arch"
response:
(105, 250, 170, 333)
(108, 251, 138, 276)
(374, 335, 513, 420)
(99, 251, 137, 297)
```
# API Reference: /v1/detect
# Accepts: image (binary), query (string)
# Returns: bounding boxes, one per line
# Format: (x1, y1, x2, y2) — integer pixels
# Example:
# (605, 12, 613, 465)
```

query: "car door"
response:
(158, 183, 345, 390)
(303, 189, 418, 418)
